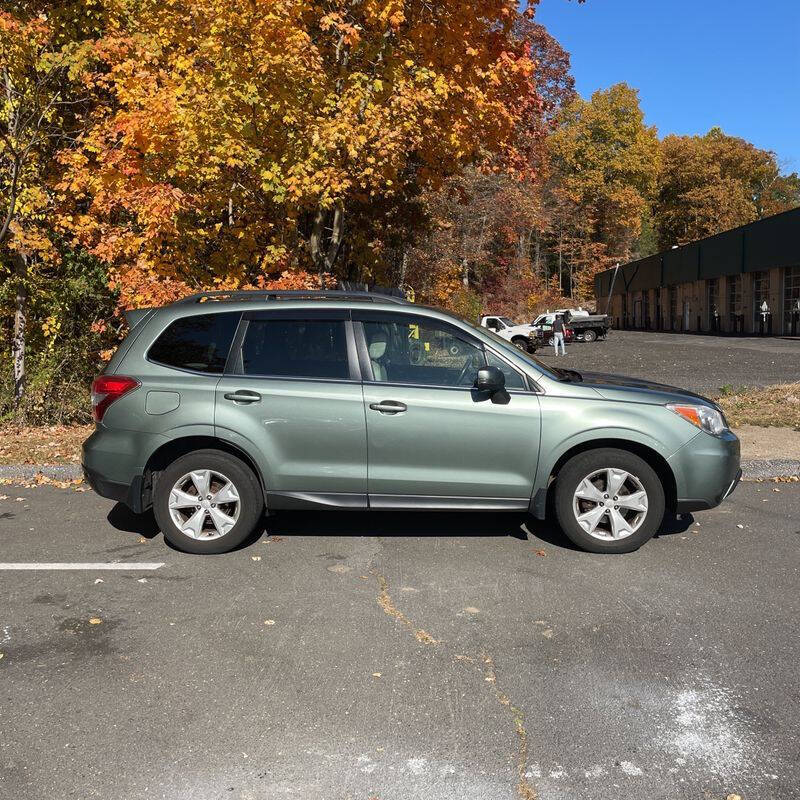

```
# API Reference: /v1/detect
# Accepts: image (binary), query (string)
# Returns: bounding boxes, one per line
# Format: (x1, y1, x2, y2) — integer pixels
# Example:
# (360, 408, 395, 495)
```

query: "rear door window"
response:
(148, 312, 240, 373)
(240, 319, 350, 380)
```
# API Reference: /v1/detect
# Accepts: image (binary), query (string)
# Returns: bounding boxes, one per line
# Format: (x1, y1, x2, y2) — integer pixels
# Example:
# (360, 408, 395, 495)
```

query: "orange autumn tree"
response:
(59, 0, 540, 310)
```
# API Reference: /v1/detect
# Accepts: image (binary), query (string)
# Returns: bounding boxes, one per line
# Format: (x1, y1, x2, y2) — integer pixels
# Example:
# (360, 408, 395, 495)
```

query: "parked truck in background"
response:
(531, 310, 611, 343)
(480, 315, 536, 351)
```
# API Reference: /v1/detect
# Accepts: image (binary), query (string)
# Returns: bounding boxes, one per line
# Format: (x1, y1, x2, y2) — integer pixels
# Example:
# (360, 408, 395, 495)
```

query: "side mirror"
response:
(475, 365, 505, 394)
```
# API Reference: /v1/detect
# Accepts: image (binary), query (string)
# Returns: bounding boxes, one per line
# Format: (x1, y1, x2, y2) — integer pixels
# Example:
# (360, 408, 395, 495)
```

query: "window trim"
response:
(354, 314, 533, 393)
(145, 310, 243, 375)
(223, 313, 360, 383)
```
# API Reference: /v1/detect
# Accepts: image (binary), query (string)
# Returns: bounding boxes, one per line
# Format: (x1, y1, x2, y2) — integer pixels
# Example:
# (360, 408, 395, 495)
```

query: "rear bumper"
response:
(82, 464, 144, 512)
(82, 426, 164, 512)
(669, 430, 741, 514)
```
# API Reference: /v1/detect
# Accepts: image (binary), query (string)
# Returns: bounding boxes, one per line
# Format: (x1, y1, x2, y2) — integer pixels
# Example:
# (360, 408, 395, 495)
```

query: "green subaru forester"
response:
(82, 290, 741, 555)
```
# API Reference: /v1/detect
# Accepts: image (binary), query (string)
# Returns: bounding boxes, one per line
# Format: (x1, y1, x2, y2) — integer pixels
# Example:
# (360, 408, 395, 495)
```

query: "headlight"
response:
(667, 403, 729, 436)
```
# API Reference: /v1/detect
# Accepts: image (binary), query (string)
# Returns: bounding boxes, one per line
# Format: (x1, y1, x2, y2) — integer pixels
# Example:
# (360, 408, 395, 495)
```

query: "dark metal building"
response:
(595, 207, 800, 336)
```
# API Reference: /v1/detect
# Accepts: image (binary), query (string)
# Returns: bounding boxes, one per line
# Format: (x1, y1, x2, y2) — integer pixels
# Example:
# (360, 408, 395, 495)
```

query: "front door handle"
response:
(224, 390, 262, 404)
(369, 400, 407, 414)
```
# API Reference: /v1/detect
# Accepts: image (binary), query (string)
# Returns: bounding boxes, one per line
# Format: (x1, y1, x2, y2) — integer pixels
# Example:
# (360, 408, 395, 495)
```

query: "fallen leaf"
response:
(263, 619, 276, 626)
(88, 617, 102, 625)
(736, 524, 744, 529)
(535, 549, 546, 557)
(372, 672, 382, 678)
(251, 555, 261, 561)
(94, 578, 104, 584)
(137, 578, 147, 583)
(137, 537, 147, 543)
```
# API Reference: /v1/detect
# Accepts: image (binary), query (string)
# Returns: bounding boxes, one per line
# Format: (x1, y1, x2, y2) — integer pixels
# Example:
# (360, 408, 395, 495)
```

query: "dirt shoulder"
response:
(735, 425, 800, 461)
(0, 425, 92, 465)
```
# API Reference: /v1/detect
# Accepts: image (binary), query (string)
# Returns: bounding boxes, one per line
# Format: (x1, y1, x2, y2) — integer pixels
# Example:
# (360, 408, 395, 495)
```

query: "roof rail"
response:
(173, 289, 408, 306)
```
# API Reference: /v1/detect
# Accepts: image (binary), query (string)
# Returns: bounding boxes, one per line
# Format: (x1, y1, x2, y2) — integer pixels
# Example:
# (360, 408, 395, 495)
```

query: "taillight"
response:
(91, 375, 140, 422)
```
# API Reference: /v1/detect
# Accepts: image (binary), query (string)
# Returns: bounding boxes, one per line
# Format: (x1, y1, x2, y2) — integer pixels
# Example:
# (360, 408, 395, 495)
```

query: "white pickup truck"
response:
(479, 315, 536, 351)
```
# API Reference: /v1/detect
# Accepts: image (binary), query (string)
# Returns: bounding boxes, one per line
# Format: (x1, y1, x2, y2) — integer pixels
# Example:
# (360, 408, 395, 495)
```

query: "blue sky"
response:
(534, 0, 800, 170)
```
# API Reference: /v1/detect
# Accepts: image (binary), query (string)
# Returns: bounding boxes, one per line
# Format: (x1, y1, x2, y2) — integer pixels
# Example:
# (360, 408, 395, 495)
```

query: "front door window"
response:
(363, 318, 485, 387)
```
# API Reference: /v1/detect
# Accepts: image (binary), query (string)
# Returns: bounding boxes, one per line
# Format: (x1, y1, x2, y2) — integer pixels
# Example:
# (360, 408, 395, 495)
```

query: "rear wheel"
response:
(583, 329, 597, 343)
(554, 448, 665, 553)
(153, 449, 263, 554)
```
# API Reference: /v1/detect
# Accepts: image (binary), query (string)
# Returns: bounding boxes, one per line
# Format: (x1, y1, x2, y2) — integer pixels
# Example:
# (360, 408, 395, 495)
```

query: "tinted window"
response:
(148, 312, 240, 373)
(363, 318, 484, 386)
(241, 319, 349, 380)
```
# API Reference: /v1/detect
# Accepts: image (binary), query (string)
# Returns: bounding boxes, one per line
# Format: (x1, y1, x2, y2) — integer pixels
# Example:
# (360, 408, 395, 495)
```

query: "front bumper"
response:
(669, 430, 741, 513)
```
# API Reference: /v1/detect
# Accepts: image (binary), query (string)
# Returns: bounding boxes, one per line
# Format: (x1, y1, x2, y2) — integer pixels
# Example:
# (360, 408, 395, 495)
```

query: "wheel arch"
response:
(531, 438, 677, 519)
(140, 436, 267, 510)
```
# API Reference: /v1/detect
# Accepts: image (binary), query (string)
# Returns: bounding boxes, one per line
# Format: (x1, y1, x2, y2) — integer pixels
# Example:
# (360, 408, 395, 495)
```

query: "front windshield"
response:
(498, 316, 515, 326)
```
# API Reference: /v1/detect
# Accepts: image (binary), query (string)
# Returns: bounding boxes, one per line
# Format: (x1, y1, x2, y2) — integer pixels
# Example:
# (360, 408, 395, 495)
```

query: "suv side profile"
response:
(83, 291, 741, 555)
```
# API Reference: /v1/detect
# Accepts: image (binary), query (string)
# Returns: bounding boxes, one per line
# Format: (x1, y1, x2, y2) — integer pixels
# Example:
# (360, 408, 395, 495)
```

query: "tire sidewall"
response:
(153, 449, 263, 554)
(554, 448, 665, 553)
(583, 329, 597, 342)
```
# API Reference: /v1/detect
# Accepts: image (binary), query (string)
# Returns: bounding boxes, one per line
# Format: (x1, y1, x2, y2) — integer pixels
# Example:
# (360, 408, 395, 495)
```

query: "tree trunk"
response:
(309, 203, 345, 280)
(12, 253, 28, 411)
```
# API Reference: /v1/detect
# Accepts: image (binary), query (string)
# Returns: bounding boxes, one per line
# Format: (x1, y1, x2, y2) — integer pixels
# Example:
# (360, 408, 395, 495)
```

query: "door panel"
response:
(357, 314, 541, 501)
(215, 313, 367, 497)
(215, 377, 367, 494)
(363, 384, 541, 499)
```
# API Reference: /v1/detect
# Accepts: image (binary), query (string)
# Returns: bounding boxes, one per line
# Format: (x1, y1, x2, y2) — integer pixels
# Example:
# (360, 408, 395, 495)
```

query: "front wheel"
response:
(153, 449, 264, 554)
(582, 329, 597, 343)
(554, 448, 665, 553)
(511, 336, 530, 352)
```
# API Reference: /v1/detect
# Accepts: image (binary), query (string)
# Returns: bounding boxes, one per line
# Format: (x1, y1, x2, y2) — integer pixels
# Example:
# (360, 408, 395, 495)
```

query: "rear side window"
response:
(148, 312, 240, 373)
(240, 319, 349, 380)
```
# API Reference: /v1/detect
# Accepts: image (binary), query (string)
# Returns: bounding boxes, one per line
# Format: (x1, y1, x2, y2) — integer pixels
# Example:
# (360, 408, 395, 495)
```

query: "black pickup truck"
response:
(528, 312, 611, 350)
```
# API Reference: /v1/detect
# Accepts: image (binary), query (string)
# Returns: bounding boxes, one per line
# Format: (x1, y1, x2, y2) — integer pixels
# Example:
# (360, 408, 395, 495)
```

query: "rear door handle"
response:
(224, 390, 261, 404)
(369, 400, 407, 414)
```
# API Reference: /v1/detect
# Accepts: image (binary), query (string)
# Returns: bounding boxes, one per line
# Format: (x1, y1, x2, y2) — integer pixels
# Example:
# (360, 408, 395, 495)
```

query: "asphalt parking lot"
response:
(536, 330, 800, 394)
(2, 482, 798, 800)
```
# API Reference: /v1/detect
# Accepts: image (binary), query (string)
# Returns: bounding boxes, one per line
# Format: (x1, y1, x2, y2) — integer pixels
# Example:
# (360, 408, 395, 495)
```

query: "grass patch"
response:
(0, 424, 92, 465)
(714, 382, 800, 429)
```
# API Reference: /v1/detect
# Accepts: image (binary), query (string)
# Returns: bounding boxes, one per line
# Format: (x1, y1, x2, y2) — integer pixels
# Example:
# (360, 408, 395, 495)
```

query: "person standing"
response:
(553, 314, 566, 356)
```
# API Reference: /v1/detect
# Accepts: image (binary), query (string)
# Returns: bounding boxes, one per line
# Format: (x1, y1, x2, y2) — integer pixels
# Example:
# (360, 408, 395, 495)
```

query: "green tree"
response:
(654, 127, 800, 248)
(545, 83, 661, 263)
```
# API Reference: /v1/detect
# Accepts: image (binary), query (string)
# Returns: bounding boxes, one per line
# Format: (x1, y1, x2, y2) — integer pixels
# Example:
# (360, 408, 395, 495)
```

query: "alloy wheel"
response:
(168, 469, 241, 540)
(572, 467, 648, 541)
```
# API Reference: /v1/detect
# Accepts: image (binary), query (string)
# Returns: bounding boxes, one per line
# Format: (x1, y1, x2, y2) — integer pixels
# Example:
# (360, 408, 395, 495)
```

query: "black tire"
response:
(583, 329, 597, 343)
(153, 449, 264, 554)
(554, 448, 665, 554)
(511, 336, 529, 351)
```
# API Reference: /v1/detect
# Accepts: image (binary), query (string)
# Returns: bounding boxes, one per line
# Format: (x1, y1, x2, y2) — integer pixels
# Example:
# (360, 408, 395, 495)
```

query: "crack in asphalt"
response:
(481, 653, 537, 800)
(370, 570, 538, 799)
(373, 572, 438, 645)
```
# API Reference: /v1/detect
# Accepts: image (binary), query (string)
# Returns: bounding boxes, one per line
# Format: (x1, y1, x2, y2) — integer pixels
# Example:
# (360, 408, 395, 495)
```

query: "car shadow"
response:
(107, 503, 161, 539)
(106, 503, 694, 552)
(264, 510, 536, 542)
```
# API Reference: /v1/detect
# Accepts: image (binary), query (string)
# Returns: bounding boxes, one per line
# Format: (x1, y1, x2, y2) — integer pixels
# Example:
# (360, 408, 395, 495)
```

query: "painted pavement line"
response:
(0, 562, 165, 570)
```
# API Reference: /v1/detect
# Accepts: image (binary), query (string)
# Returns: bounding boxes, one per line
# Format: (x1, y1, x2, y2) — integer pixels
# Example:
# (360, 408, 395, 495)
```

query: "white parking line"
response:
(0, 563, 165, 570)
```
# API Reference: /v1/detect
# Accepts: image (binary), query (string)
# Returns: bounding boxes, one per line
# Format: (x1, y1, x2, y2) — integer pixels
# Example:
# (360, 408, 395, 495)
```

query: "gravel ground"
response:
(1, 483, 798, 800)
(536, 330, 800, 396)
